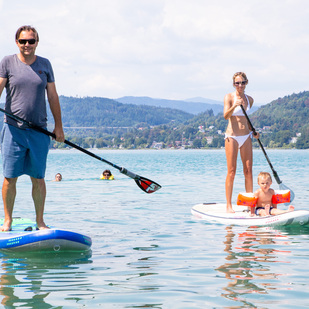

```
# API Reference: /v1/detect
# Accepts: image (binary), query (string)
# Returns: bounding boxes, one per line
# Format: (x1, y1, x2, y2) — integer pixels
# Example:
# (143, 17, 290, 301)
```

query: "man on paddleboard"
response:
(0, 25, 65, 231)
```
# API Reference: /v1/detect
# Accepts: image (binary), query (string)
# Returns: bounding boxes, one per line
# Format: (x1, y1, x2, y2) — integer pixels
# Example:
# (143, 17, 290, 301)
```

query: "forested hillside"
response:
(0, 92, 308, 149)
(250, 91, 309, 148)
(56, 96, 193, 127)
(251, 91, 309, 131)
(115, 96, 223, 115)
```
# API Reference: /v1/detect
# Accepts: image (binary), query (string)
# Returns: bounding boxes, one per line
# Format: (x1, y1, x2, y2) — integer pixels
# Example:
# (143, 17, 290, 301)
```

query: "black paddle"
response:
(0, 108, 161, 194)
(240, 104, 295, 202)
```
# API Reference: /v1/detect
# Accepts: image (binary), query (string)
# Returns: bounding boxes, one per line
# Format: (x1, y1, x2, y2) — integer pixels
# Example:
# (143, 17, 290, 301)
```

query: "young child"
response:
(254, 172, 294, 216)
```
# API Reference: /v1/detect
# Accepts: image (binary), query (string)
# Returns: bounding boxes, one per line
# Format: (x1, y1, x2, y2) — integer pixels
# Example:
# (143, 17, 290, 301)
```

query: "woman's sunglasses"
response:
(234, 81, 247, 86)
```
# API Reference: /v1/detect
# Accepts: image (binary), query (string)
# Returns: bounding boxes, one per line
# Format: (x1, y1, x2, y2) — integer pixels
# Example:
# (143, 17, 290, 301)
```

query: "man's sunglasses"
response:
(18, 39, 36, 45)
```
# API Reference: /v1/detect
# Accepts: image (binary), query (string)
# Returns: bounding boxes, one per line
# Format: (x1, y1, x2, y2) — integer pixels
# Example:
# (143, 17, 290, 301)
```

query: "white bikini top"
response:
(232, 94, 251, 116)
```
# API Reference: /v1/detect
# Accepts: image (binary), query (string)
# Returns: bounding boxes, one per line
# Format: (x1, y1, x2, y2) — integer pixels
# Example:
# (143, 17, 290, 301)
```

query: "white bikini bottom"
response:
(225, 132, 252, 149)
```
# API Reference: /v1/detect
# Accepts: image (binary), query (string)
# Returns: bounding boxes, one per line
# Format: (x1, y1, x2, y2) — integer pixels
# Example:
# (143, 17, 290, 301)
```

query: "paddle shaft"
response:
(0, 107, 159, 185)
(240, 104, 282, 185)
(0, 107, 127, 171)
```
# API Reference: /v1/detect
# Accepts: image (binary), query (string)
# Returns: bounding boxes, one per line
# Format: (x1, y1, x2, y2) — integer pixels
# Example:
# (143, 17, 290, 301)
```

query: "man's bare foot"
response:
(264, 204, 270, 216)
(37, 225, 50, 230)
(226, 205, 235, 213)
(288, 205, 295, 212)
(0, 219, 12, 232)
(37, 226, 50, 230)
(36, 221, 50, 230)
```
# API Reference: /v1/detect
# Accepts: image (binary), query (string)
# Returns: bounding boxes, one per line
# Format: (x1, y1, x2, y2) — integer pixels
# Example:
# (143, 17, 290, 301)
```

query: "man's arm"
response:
(0, 77, 7, 98)
(46, 82, 65, 143)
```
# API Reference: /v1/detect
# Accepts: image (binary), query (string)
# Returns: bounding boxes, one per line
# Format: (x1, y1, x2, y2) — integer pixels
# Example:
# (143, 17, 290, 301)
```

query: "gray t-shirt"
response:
(0, 54, 55, 128)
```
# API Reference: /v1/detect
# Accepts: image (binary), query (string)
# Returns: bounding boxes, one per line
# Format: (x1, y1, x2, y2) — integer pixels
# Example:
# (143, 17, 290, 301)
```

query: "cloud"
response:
(0, 0, 309, 104)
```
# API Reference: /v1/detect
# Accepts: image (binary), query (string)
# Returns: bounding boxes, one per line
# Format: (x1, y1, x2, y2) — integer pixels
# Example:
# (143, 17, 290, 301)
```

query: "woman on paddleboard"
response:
(223, 72, 259, 213)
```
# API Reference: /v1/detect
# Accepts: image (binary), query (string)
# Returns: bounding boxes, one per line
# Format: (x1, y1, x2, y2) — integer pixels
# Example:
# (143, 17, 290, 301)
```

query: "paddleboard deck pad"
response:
(192, 203, 309, 227)
(0, 218, 92, 252)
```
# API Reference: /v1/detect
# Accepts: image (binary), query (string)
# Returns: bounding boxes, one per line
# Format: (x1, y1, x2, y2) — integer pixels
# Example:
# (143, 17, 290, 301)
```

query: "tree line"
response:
(48, 91, 309, 149)
(2, 91, 309, 149)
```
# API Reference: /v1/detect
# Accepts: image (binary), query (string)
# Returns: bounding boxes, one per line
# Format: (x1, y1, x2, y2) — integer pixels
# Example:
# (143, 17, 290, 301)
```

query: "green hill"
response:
(115, 96, 223, 115)
(249, 91, 309, 148)
(160, 90, 309, 149)
(53, 96, 194, 127)
(1, 91, 309, 149)
(250, 91, 309, 132)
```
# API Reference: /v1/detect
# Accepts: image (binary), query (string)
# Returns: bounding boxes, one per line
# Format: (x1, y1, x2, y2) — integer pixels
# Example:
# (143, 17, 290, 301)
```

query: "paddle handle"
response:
(240, 105, 282, 185)
(0, 107, 123, 171)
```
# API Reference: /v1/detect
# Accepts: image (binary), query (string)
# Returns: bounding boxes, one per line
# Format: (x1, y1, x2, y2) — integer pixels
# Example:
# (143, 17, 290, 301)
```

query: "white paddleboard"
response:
(191, 203, 309, 227)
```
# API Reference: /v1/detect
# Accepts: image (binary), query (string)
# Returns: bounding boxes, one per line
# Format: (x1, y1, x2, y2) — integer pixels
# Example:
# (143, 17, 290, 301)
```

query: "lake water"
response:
(0, 149, 309, 308)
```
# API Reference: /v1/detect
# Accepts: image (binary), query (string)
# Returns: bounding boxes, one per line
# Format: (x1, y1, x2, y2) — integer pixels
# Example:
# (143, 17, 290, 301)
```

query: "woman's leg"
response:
(225, 137, 239, 213)
(240, 137, 253, 193)
(240, 137, 254, 214)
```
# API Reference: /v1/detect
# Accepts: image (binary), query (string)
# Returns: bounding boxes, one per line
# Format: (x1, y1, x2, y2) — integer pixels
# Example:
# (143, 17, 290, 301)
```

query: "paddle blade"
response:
(120, 167, 161, 193)
(279, 182, 295, 205)
(135, 177, 161, 194)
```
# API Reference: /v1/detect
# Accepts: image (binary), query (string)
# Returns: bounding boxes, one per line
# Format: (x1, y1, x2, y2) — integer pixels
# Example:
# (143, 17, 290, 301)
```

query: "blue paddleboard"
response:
(0, 218, 92, 252)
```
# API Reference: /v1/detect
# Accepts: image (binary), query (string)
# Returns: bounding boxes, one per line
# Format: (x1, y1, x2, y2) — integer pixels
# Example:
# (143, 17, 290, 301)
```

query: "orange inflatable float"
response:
(237, 190, 291, 207)
(237, 193, 258, 208)
(272, 190, 291, 204)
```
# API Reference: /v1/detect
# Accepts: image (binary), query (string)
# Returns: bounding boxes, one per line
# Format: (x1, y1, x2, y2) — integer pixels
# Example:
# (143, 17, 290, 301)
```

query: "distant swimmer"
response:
(100, 169, 114, 180)
(54, 173, 62, 181)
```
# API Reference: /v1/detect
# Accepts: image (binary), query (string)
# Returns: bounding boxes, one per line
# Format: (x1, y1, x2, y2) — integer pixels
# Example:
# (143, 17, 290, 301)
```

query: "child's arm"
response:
(253, 189, 260, 199)
(252, 190, 260, 215)
(270, 188, 277, 208)
(254, 189, 261, 207)
(271, 198, 278, 209)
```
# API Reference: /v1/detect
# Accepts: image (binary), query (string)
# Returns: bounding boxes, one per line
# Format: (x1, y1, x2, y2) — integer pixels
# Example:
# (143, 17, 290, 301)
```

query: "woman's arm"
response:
(223, 93, 237, 119)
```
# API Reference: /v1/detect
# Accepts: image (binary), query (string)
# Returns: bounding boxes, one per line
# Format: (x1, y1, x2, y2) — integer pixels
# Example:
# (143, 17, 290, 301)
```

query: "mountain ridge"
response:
(115, 96, 223, 115)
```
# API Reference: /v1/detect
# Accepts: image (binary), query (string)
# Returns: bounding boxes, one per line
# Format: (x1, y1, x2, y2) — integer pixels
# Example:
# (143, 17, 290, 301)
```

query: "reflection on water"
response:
(0, 150, 309, 307)
(216, 226, 309, 308)
(0, 251, 92, 308)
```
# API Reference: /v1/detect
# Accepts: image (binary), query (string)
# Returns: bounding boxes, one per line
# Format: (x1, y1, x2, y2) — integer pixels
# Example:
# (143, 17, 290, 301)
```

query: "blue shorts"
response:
(1, 123, 50, 179)
(255, 206, 274, 215)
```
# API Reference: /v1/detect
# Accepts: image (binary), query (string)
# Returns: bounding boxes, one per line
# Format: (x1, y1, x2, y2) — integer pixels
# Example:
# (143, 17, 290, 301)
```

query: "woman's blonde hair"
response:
(233, 72, 248, 86)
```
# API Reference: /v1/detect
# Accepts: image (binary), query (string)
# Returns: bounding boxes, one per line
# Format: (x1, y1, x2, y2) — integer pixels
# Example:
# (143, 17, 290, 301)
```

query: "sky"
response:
(0, 0, 308, 105)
